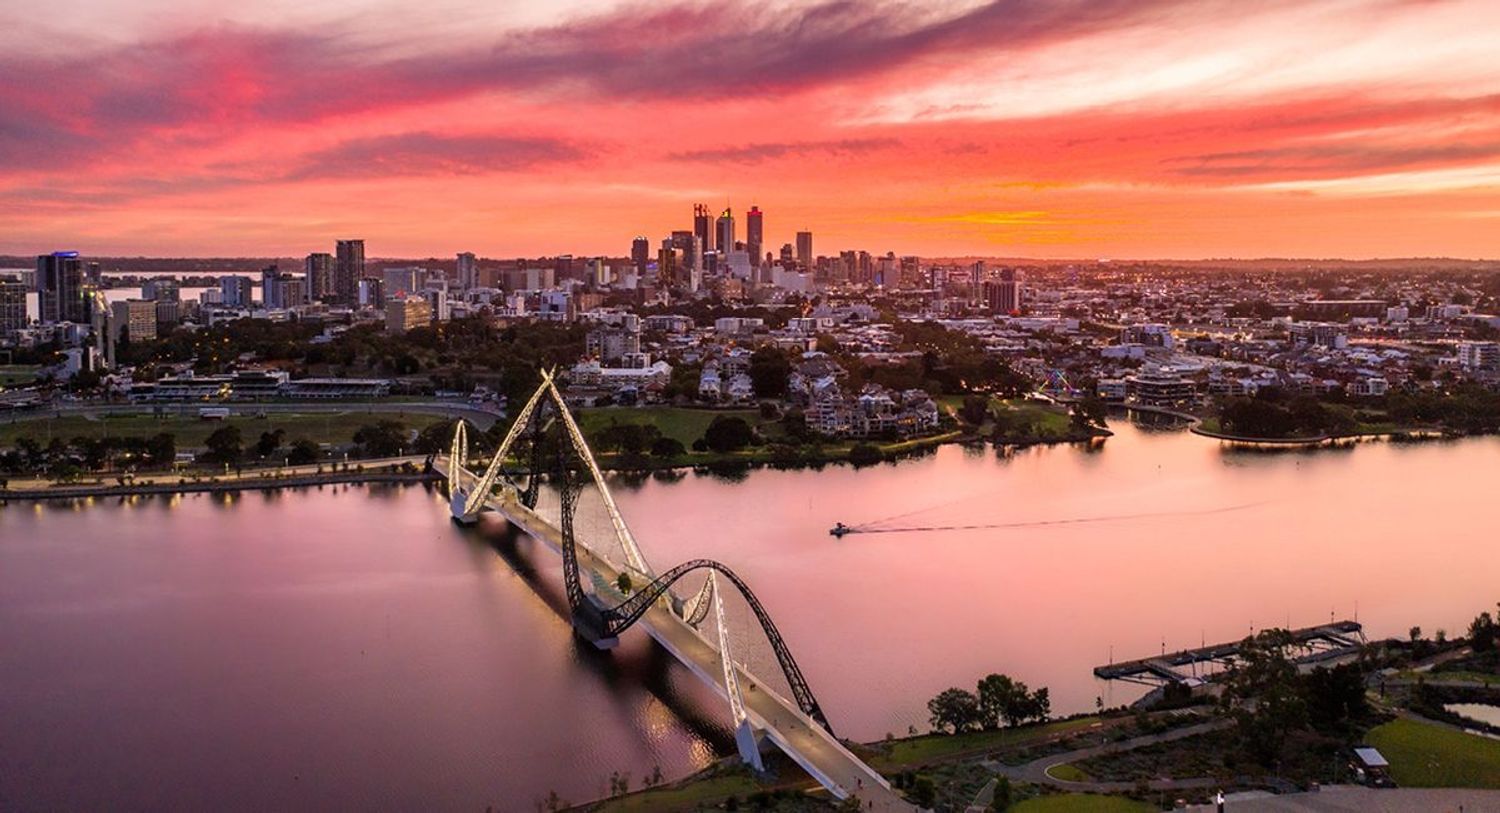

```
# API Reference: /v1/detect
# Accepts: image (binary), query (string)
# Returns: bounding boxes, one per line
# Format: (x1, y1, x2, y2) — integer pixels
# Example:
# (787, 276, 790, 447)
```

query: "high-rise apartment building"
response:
(111, 299, 158, 342)
(0, 280, 27, 333)
(334, 239, 365, 305)
(456, 252, 478, 291)
(221, 275, 254, 308)
(305, 252, 334, 301)
(36, 252, 87, 324)
(983, 268, 1023, 314)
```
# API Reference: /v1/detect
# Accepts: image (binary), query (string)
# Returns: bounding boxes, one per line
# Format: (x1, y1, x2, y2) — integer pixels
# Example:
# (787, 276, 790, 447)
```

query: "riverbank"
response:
(1191, 423, 1454, 447)
(0, 457, 438, 501)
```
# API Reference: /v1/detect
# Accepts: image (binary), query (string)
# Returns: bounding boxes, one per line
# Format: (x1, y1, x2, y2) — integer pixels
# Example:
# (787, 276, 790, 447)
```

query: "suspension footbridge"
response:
(438, 372, 916, 811)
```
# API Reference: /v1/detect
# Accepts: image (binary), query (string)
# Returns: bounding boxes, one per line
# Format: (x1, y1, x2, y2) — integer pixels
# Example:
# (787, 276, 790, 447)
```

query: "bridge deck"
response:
(441, 462, 914, 811)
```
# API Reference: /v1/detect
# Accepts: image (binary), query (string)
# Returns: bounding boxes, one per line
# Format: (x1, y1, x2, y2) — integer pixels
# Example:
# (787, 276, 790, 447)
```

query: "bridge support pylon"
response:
(572, 593, 621, 650)
(449, 487, 481, 526)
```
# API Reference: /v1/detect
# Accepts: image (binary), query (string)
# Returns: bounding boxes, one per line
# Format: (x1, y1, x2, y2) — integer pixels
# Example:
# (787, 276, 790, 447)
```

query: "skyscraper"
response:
(305, 252, 334, 301)
(693, 203, 713, 254)
(334, 239, 365, 305)
(795, 231, 813, 269)
(36, 252, 87, 324)
(221, 276, 254, 308)
(456, 252, 478, 291)
(716, 208, 735, 254)
(631, 237, 650, 276)
(745, 205, 764, 266)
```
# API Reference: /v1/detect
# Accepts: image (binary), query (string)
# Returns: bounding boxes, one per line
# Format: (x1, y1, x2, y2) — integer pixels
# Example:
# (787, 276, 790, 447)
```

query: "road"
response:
(1184, 786, 1500, 811)
(448, 463, 917, 812)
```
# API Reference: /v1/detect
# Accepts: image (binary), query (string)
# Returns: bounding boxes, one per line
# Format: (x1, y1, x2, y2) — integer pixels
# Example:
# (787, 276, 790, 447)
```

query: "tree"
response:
(254, 428, 286, 459)
(959, 395, 990, 426)
(848, 443, 883, 466)
(287, 438, 320, 465)
(1219, 629, 1309, 765)
(145, 432, 176, 467)
(748, 347, 791, 399)
(1469, 610, 1497, 653)
(201, 425, 243, 465)
(649, 436, 686, 458)
(702, 416, 756, 454)
(927, 687, 982, 734)
(352, 420, 407, 457)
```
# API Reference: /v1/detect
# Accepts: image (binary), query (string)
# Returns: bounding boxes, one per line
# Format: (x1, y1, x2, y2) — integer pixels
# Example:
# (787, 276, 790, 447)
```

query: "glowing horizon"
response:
(3, 0, 1500, 260)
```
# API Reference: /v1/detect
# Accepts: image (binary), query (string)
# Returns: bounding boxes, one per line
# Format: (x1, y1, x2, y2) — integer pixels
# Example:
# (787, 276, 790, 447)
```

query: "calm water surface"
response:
(3, 419, 1498, 809)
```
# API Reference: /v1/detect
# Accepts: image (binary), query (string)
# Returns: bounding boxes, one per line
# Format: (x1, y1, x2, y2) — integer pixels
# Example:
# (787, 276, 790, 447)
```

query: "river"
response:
(2, 419, 1498, 809)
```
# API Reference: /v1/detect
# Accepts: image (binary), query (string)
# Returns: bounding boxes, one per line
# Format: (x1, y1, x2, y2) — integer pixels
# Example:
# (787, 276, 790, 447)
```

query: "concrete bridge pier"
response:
(735, 719, 767, 773)
(449, 487, 481, 525)
(573, 594, 621, 650)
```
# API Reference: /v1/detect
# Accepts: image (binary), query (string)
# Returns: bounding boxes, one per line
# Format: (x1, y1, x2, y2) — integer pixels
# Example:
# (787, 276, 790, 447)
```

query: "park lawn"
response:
(876, 717, 1103, 768)
(1365, 718, 1500, 789)
(0, 364, 42, 386)
(1012, 794, 1155, 813)
(591, 774, 768, 813)
(0, 411, 446, 448)
(991, 398, 1076, 439)
(576, 406, 768, 447)
(1045, 762, 1091, 782)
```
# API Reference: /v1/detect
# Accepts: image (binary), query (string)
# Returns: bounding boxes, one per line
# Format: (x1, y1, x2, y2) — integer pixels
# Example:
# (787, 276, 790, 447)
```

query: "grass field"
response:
(1365, 718, 1500, 789)
(1011, 793, 1155, 813)
(575, 406, 769, 446)
(1045, 762, 1092, 782)
(0, 411, 446, 448)
(0, 365, 42, 386)
(590, 774, 767, 813)
(875, 717, 1103, 767)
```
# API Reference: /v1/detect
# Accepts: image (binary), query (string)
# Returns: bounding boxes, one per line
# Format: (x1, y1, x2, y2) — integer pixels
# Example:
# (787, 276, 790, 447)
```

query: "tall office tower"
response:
(631, 236, 651, 276)
(716, 208, 735, 254)
(745, 205, 764, 266)
(85, 262, 102, 285)
(657, 243, 678, 288)
(36, 252, 88, 324)
(969, 260, 986, 302)
(305, 253, 334, 302)
(693, 203, 713, 254)
(878, 253, 897, 288)
(795, 231, 813, 269)
(456, 252, 478, 291)
(0, 280, 27, 332)
(670, 230, 702, 273)
(780, 244, 795, 265)
(221, 275, 255, 308)
(334, 239, 365, 305)
(857, 251, 874, 285)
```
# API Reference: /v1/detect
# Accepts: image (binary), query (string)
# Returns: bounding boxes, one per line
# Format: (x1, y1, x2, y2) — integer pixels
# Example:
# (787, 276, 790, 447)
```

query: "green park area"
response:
(1365, 718, 1500, 789)
(1011, 794, 1155, 813)
(0, 365, 43, 386)
(0, 410, 447, 449)
(873, 716, 1103, 769)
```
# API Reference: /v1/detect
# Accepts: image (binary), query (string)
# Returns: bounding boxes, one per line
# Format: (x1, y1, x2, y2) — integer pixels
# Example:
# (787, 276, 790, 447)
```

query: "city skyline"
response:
(4, 0, 1500, 260)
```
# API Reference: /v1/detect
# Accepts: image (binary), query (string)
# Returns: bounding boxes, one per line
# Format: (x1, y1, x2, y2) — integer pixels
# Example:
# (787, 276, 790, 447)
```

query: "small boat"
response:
(829, 522, 852, 538)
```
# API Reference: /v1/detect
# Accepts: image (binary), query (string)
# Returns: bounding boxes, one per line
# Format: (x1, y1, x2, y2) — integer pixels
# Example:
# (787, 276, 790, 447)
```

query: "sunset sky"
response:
(3, 0, 1500, 259)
